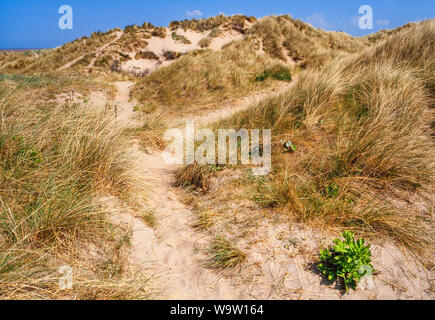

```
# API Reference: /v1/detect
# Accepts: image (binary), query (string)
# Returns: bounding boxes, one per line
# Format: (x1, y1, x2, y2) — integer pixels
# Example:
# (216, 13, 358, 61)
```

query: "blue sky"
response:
(0, 0, 433, 49)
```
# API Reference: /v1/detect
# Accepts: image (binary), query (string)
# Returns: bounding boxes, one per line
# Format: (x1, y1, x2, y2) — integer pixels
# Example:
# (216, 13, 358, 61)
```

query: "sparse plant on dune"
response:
(209, 28, 223, 38)
(162, 50, 183, 60)
(171, 32, 192, 44)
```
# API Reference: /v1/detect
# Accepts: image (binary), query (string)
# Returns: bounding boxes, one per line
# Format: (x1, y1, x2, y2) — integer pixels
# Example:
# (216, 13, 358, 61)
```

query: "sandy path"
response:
(104, 80, 296, 299)
(185, 81, 296, 126)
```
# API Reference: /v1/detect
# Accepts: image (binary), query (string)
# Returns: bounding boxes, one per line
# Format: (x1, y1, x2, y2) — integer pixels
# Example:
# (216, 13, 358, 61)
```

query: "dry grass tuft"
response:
(175, 163, 215, 190)
(207, 236, 246, 269)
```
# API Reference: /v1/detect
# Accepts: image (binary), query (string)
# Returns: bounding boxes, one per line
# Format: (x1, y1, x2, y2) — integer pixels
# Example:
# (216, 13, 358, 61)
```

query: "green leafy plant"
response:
(323, 182, 339, 198)
(28, 150, 43, 166)
(318, 231, 374, 291)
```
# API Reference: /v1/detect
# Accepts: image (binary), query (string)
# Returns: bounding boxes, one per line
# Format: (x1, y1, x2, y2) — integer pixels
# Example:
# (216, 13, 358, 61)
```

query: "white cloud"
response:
(186, 9, 203, 17)
(376, 19, 390, 26)
(304, 12, 334, 30)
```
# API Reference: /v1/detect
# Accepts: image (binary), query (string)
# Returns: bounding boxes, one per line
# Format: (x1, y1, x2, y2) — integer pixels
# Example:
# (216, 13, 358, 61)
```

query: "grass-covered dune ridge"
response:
(130, 39, 290, 108)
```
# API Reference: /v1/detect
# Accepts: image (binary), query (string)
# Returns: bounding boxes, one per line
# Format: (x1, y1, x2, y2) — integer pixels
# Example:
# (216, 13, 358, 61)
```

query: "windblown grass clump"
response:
(207, 236, 246, 269)
(174, 161, 217, 190)
(162, 50, 183, 61)
(198, 37, 212, 48)
(0, 81, 145, 298)
(198, 28, 224, 48)
(151, 27, 167, 38)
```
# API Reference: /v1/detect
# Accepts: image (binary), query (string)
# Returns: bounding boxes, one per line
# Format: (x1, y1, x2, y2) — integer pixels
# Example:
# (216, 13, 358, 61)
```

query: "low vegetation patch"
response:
(255, 65, 292, 82)
(135, 50, 159, 60)
(162, 50, 183, 60)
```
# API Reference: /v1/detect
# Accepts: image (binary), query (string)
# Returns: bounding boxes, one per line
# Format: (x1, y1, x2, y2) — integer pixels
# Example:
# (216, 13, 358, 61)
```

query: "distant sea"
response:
(0, 49, 44, 52)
